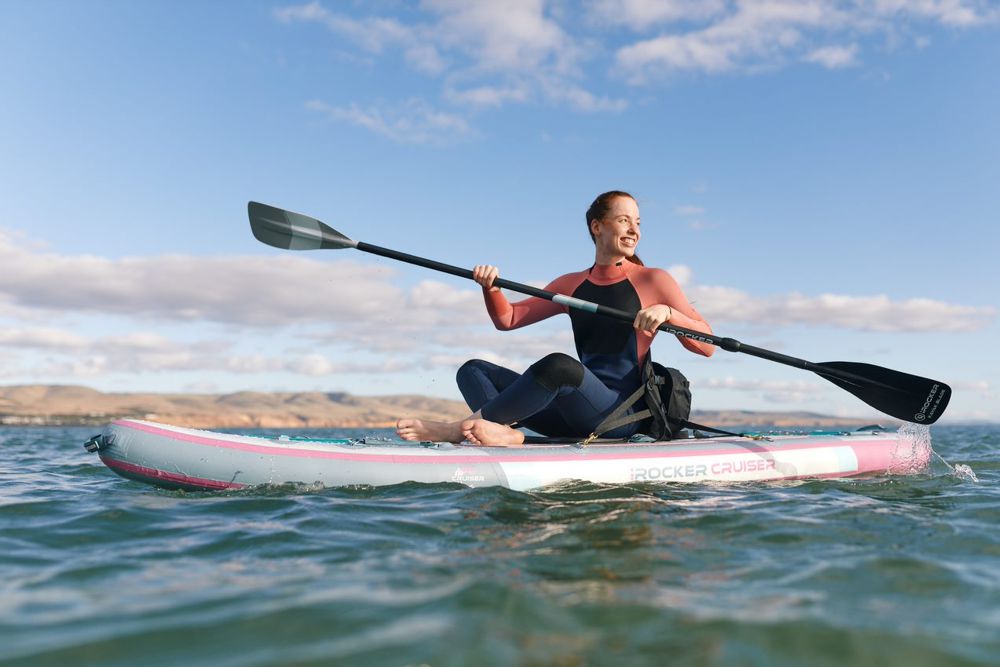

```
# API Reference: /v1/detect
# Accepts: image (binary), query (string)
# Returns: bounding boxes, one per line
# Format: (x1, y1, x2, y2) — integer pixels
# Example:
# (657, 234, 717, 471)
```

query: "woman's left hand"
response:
(633, 304, 673, 335)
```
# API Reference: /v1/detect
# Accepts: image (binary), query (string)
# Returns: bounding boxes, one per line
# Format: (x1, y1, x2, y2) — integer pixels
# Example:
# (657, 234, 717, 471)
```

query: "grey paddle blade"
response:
(247, 201, 357, 250)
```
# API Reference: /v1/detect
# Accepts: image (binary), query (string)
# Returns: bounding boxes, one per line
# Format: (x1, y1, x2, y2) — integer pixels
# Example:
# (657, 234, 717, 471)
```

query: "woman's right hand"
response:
(472, 264, 500, 292)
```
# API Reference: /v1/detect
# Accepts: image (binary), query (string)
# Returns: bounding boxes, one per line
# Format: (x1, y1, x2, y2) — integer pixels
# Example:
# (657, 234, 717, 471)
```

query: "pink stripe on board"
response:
(850, 440, 895, 474)
(112, 420, 896, 466)
(102, 456, 244, 490)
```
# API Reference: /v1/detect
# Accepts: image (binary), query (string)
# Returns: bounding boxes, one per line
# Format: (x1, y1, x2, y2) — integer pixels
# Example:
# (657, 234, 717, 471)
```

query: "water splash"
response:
(931, 450, 980, 482)
(894, 422, 979, 482)
(890, 422, 933, 474)
(949, 463, 979, 482)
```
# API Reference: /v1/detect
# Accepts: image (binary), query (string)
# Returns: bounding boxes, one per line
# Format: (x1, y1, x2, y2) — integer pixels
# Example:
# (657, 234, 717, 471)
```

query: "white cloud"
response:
(281, 354, 410, 377)
(613, 0, 997, 80)
(664, 263, 995, 332)
(667, 264, 694, 287)
(444, 84, 530, 108)
(407, 279, 482, 310)
(615, 2, 848, 79)
(805, 43, 859, 68)
(33, 356, 110, 379)
(948, 380, 991, 398)
(427, 0, 577, 73)
(0, 327, 88, 349)
(870, 0, 994, 27)
(306, 99, 471, 144)
(275, 0, 995, 137)
(690, 285, 996, 332)
(447, 75, 628, 112)
(274, 2, 442, 72)
(543, 81, 629, 112)
(0, 229, 402, 326)
(97, 332, 184, 352)
(0, 323, 422, 380)
(698, 375, 830, 403)
(587, 0, 727, 30)
(1, 232, 993, 335)
(0, 233, 994, 386)
(276, 0, 627, 124)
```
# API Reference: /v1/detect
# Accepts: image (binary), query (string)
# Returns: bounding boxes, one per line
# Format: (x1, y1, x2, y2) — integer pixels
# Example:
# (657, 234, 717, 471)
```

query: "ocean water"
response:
(1, 425, 997, 667)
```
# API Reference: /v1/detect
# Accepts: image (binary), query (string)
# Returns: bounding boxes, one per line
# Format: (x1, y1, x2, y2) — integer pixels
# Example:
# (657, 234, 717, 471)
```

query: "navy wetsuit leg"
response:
(456, 359, 521, 412)
(457, 355, 643, 439)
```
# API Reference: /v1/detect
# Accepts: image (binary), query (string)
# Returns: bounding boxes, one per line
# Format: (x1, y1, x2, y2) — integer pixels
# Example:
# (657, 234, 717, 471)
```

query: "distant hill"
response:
(0, 385, 471, 428)
(0, 385, 893, 429)
(685, 409, 894, 429)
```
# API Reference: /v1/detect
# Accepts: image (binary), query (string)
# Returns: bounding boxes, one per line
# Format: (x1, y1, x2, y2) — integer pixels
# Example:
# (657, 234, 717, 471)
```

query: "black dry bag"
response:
(641, 361, 692, 440)
(586, 360, 692, 443)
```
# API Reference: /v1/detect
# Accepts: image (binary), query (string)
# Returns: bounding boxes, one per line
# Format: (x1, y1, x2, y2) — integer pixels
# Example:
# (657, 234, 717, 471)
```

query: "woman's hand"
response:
(633, 304, 673, 335)
(473, 264, 500, 292)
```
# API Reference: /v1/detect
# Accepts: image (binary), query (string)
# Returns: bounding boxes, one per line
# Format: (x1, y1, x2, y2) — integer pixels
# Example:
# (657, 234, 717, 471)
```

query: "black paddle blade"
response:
(247, 202, 356, 250)
(815, 361, 951, 424)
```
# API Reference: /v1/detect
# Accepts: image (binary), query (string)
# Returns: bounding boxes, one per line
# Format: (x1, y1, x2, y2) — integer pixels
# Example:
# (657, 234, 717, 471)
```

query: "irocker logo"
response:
(670, 328, 715, 345)
(630, 458, 776, 481)
(451, 467, 486, 484)
(915, 383, 942, 422)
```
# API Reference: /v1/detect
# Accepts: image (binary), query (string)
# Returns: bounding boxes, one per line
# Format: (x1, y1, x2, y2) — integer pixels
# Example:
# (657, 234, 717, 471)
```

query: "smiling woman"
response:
(585, 190, 645, 266)
(395, 190, 715, 446)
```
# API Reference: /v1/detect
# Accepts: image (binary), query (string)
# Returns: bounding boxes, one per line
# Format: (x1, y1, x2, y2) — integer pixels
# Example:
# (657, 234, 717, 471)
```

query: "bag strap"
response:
(582, 384, 760, 445)
(581, 357, 765, 445)
(581, 381, 651, 446)
(680, 420, 747, 438)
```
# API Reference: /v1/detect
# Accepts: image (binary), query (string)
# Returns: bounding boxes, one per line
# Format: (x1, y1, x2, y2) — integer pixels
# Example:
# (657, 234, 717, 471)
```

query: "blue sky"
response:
(1, 1, 997, 422)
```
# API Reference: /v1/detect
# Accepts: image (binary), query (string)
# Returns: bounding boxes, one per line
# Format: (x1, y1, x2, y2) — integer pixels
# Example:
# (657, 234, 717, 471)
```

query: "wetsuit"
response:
(457, 261, 714, 438)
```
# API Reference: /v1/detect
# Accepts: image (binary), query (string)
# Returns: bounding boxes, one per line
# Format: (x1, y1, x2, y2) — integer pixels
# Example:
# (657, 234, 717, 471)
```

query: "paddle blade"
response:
(247, 202, 356, 250)
(815, 361, 951, 424)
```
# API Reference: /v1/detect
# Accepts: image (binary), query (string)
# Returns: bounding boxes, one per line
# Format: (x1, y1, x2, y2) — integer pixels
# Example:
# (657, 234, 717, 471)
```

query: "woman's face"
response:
(591, 196, 640, 261)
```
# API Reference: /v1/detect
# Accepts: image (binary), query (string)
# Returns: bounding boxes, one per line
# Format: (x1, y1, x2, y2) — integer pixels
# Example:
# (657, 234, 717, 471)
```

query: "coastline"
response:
(0, 384, 899, 429)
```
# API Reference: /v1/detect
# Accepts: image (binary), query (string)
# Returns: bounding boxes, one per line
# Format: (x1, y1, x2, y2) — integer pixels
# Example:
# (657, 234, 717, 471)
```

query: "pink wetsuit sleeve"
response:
(636, 268, 715, 357)
(483, 273, 583, 330)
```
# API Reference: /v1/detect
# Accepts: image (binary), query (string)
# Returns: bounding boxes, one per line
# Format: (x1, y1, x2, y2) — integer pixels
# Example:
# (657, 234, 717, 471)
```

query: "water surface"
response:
(1, 425, 997, 666)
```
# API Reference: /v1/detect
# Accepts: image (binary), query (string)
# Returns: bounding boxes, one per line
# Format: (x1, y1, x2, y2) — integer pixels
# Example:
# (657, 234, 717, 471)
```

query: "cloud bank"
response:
(0, 230, 993, 384)
(1, 232, 992, 333)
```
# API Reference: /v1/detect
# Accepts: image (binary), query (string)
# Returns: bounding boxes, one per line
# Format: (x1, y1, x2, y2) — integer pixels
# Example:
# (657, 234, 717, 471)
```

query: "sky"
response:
(0, 0, 998, 423)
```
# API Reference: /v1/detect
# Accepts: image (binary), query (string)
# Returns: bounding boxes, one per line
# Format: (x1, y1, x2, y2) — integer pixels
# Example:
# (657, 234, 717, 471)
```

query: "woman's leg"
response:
(473, 353, 585, 425)
(396, 359, 520, 443)
(455, 359, 522, 412)
(467, 353, 638, 440)
(522, 367, 642, 439)
(399, 354, 640, 444)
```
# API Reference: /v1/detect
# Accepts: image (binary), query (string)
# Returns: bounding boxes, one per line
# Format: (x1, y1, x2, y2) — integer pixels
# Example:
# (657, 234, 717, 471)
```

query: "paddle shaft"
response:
(246, 200, 952, 421)
(355, 241, 881, 388)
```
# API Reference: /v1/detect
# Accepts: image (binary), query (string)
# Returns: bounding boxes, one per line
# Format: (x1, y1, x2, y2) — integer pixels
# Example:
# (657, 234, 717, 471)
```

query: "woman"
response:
(396, 190, 714, 446)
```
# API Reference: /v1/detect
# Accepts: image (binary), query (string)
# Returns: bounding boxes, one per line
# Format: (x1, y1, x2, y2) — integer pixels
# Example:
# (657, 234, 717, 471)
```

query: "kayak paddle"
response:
(247, 201, 951, 425)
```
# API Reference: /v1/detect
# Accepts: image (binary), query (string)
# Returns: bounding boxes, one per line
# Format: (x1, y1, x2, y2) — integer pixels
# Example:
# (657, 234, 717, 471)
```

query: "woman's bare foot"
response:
(460, 418, 525, 446)
(395, 418, 464, 443)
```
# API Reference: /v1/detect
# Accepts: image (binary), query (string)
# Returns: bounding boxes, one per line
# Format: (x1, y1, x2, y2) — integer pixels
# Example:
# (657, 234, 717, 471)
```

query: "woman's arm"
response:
(636, 268, 715, 357)
(478, 267, 580, 330)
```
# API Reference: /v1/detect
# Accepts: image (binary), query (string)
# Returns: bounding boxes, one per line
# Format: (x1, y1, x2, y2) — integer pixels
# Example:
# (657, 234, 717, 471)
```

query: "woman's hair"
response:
(586, 190, 643, 266)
